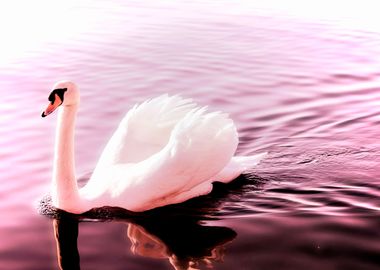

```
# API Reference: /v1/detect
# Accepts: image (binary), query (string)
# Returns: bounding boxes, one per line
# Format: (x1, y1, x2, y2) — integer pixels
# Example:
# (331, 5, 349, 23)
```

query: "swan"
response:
(41, 81, 266, 214)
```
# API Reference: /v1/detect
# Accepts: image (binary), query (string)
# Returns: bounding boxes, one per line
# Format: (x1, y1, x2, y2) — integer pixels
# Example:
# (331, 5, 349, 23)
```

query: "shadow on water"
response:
(46, 175, 262, 270)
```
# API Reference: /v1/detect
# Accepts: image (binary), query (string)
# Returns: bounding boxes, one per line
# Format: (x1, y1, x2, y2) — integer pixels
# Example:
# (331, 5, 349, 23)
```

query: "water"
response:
(1, 1, 380, 269)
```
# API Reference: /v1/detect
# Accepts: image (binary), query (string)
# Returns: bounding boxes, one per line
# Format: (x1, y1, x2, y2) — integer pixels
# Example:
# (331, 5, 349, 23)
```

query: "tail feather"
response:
(212, 152, 267, 183)
(234, 152, 268, 171)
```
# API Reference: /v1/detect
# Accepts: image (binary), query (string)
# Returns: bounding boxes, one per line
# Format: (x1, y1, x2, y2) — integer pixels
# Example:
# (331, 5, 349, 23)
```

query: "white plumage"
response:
(42, 82, 266, 214)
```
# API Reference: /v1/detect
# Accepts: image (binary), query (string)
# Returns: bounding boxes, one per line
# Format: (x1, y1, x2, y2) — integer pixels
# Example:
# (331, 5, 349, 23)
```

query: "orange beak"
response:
(41, 94, 62, 117)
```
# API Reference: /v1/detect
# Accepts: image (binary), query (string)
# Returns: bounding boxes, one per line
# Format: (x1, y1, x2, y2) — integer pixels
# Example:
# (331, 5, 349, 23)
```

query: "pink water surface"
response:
(1, 1, 380, 269)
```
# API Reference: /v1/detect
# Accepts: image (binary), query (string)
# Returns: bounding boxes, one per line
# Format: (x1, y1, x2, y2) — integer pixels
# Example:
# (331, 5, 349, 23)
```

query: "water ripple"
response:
(1, 1, 380, 269)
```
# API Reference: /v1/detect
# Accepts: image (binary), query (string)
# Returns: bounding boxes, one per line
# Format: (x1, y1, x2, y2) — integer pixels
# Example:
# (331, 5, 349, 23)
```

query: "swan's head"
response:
(41, 81, 80, 117)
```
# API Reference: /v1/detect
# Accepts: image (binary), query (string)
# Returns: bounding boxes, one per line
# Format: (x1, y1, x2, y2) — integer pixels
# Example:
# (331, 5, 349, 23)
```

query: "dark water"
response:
(1, 1, 380, 269)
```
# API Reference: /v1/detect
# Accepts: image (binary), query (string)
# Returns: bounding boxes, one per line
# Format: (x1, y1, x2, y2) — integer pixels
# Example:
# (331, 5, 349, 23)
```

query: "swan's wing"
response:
(94, 95, 198, 167)
(134, 107, 239, 206)
(82, 98, 239, 211)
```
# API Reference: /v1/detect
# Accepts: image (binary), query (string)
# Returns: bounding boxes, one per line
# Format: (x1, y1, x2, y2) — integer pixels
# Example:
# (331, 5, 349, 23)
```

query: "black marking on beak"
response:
(42, 111, 47, 117)
(48, 88, 67, 105)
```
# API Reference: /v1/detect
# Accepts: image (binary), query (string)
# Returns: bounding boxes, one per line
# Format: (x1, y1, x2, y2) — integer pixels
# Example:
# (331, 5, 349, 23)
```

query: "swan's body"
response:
(42, 81, 266, 214)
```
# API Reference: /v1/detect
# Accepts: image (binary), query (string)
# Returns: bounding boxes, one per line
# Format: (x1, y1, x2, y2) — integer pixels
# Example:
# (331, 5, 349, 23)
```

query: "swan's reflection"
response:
(52, 177, 254, 270)
(54, 215, 236, 270)
(127, 217, 236, 270)
(53, 218, 80, 270)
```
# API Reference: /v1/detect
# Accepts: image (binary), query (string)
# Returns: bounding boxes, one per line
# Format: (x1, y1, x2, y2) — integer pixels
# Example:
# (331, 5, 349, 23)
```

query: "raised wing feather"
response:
(131, 107, 239, 208)
(94, 95, 199, 167)
(168, 108, 238, 183)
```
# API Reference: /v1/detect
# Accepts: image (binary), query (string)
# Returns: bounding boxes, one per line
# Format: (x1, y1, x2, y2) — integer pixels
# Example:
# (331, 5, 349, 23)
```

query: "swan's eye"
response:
(48, 88, 67, 105)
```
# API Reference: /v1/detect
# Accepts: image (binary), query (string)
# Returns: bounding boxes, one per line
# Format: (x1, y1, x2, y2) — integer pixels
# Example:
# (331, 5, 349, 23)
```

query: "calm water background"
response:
(1, 1, 380, 269)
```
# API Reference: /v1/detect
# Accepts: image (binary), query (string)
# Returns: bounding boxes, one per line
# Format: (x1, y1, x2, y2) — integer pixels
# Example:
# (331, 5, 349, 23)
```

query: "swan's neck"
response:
(52, 105, 82, 212)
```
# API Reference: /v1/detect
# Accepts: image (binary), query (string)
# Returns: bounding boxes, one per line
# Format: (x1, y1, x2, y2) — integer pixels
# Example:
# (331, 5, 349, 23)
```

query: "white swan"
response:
(42, 81, 266, 214)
